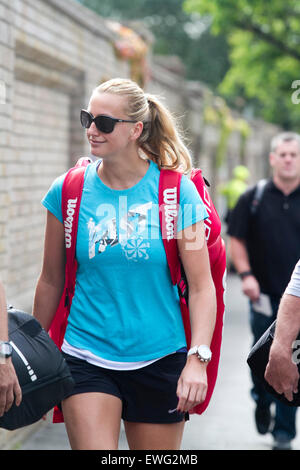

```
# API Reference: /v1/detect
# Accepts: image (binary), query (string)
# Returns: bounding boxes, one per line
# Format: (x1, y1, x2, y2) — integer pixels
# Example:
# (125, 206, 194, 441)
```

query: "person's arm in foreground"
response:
(176, 221, 216, 413)
(265, 293, 300, 401)
(33, 211, 65, 331)
(0, 281, 22, 417)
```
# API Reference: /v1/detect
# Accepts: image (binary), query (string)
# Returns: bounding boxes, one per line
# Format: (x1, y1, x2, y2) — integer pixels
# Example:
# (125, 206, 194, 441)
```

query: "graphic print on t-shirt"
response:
(88, 201, 152, 262)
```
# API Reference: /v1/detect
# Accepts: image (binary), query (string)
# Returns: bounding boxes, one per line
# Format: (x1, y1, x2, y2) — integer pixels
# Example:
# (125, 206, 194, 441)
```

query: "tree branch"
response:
(235, 19, 300, 62)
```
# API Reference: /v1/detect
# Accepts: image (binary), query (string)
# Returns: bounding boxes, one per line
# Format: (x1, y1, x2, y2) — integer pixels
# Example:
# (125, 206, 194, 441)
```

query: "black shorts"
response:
(61, 352, 189, 424)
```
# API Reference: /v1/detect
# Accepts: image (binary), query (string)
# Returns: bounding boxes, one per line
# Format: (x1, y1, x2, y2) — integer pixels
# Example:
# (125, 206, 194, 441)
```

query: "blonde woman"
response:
(33, 78, 216, 450)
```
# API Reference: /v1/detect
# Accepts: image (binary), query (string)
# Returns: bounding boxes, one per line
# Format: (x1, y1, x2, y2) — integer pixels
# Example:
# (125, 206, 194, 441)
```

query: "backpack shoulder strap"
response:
(62, 158, 91, 296)
(49, 164, 87, 350)
(250, 178, 268, 215)
(62, 167, 85, 277)
(159, 169, 182, 285)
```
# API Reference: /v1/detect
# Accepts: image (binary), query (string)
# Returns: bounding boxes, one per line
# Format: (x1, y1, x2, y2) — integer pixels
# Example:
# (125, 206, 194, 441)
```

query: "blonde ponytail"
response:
(93, 78, 192, 174)
(140, 94, 192, 174)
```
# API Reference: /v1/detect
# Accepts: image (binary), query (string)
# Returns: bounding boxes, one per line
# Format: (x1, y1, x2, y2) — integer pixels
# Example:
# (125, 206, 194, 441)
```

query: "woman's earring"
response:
(138, 148, 148, 160)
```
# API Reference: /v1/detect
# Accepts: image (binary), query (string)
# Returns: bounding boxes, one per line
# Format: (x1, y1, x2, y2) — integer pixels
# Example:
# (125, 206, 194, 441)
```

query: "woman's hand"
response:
(176, 355, 208, 413)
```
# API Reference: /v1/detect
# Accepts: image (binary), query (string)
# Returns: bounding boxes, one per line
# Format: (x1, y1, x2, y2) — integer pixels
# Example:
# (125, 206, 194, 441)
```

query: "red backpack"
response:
(159, 169, 226, 415)
(50, 159, 226, 422)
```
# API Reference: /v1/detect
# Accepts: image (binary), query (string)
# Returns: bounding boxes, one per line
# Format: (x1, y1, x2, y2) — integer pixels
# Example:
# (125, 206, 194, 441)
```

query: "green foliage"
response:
(184, 0, 300, 129)
(76, 0, 230, 91)
(77, 0, 300, 128)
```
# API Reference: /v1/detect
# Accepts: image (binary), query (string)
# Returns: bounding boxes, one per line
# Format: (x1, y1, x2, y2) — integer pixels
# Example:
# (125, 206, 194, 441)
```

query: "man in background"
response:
(228, 132, 300, 450)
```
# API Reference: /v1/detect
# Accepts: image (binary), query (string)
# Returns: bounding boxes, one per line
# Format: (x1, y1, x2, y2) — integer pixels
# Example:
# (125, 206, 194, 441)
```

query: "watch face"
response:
(197, 345, 212, 360)
(0, 342, 12, 357)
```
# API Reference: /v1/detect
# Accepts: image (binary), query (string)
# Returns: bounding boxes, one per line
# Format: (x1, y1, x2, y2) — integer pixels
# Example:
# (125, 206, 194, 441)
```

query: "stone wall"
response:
(0, 0, 129, 310)
(0, 0, 280, 448)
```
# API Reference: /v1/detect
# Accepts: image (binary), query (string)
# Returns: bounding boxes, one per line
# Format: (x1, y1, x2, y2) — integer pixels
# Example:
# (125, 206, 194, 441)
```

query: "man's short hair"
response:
(271, 132, 300, 153)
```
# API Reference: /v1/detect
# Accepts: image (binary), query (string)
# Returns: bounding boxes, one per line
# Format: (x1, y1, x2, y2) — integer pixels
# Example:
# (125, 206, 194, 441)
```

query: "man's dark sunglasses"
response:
(80, 109, 136, 134)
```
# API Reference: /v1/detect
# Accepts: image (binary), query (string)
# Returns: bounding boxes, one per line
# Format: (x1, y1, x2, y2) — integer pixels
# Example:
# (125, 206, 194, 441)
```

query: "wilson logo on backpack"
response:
(163, 187, 178, 240)
(64, 198, 78, 248)
(202, 185, 212, 241)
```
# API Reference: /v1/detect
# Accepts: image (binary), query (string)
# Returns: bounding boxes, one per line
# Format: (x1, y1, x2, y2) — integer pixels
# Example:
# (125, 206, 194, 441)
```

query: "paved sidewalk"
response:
(17, 274, 300, 450)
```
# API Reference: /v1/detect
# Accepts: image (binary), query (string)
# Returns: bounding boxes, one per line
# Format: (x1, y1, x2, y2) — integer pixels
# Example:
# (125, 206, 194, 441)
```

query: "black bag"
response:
(247, 319, 300, 406)
(0, 306, 74, 430)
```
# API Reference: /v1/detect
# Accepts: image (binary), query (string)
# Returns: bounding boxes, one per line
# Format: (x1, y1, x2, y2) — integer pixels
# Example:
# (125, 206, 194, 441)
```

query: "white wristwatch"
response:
(187, 345, 212, 363)
(0, 341, 13, 359)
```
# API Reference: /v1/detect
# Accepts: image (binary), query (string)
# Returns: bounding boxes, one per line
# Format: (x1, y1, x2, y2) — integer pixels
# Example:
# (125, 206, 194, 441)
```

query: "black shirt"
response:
(227, 180, 300, 296)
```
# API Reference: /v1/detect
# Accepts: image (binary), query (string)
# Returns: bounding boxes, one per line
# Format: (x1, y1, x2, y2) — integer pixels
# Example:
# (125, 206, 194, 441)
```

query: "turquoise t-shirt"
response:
(42, 160, 208, 362)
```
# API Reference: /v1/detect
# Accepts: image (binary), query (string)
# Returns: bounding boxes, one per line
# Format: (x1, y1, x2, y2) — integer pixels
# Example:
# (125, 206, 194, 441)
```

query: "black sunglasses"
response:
(80, 109, 137, 134)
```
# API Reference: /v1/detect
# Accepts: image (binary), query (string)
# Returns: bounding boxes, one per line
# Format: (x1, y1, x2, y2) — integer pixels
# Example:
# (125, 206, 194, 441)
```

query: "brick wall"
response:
(0, 0, 129, 310)
(0, 0, 14, 295)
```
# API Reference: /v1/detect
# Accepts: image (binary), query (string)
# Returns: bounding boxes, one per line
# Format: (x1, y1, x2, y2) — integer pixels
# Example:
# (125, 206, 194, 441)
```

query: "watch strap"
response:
(187, 346, 198, 357)
(239, 270, 253, 280)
